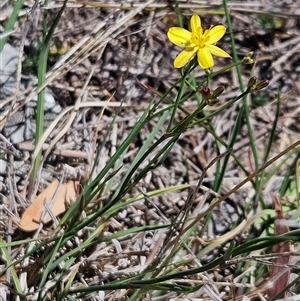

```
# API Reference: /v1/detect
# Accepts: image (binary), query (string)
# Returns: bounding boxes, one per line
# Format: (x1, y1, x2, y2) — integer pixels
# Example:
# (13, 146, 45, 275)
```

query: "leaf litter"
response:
(0, 0, 300, 300)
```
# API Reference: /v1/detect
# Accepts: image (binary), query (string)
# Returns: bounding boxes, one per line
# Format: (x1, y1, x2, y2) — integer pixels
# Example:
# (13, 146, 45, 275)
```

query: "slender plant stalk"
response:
(215, 0, 259, 193)
(29, 0, 68, 194)
(0, 0, 26, 51)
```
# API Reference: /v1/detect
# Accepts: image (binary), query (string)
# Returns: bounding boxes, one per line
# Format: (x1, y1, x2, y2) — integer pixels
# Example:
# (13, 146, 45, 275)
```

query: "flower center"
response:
(191, 27, 211, 48)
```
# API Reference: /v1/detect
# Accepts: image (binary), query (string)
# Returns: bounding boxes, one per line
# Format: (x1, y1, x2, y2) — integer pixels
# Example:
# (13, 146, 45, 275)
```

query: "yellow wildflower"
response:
(167, 15, 231, 69)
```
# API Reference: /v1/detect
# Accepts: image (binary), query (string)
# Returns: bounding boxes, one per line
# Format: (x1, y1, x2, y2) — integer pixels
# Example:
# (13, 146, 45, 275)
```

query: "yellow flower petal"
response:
(197, 47, 214, 69)
(206, 44, 231, 58)
(206, 25, 226, 45)
(167, 27, 192, 47)
(190, 15, 201, 34)
(174, 47, 198, 68)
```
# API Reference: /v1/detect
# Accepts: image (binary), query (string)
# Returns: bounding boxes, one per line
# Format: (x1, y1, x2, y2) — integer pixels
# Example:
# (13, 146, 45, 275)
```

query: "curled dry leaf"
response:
(19, 179, 78, 232)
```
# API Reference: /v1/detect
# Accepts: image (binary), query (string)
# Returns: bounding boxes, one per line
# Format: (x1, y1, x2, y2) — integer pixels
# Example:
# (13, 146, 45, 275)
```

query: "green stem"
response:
(218, 0, 259, 194)
(0, 0, 26, 51)
(29, 0, 68, 193)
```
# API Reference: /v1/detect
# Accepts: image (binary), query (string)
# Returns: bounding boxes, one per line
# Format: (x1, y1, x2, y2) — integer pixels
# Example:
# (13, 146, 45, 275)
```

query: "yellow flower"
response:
(167, 15, 231, 69)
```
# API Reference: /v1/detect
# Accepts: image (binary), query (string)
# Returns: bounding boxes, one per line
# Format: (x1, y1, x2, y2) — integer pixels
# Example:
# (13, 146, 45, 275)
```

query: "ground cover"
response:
(1, 0, 300, 300)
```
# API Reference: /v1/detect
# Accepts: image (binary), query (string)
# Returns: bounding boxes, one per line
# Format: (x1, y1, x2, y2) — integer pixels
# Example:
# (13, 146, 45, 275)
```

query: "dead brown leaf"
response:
(18, 179, 78, 232)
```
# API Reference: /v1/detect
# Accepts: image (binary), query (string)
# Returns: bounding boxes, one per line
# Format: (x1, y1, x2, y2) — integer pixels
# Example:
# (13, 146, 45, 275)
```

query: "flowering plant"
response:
(167, 15, 231, 69)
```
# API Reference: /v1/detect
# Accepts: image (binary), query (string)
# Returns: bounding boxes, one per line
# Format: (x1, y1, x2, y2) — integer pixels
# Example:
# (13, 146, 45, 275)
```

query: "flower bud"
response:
(242, 55, 254, 64)
(247, 76, 258, 90)
(245, 52, 254, 58)
(199, 86, 211, 101)
(247, 77, 269, 93)
(211, 86, 225, 98)
(255, 79, 269, 91)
